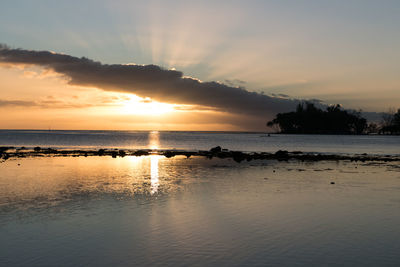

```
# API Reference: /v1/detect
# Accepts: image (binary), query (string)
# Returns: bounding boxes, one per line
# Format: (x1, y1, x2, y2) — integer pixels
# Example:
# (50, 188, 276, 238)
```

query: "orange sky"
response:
(0, 65, 265, 131)
(1, 1, 399, 131)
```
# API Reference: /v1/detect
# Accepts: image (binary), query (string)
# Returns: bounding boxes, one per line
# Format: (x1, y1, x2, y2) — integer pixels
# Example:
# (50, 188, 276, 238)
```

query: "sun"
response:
(121, 95, 175, 116)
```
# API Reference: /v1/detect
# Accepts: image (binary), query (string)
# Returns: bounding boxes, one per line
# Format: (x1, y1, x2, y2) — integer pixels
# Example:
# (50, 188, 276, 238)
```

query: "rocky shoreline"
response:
(1, 146, 399, 163)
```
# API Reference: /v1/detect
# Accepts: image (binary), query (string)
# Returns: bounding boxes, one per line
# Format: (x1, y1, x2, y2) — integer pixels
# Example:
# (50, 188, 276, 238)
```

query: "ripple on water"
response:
(0, 156, 400, 266)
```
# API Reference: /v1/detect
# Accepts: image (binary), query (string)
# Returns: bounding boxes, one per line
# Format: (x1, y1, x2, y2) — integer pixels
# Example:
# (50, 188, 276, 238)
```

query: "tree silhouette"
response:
(267, 103, 367, 134)
(379, 108, 400, 134)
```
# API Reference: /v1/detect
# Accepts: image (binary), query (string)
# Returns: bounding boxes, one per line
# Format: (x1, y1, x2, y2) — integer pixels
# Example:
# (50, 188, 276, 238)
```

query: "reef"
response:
(1, 146, 399, 163)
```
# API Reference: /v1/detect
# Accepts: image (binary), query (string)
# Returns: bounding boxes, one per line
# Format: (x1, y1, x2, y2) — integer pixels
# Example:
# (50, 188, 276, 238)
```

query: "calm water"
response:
(1, 156, 400, 266)
(0, 130, 399, 155)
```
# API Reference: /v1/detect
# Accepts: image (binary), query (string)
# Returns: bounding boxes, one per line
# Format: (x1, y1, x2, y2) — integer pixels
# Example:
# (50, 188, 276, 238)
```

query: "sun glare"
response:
(121, 95, 175, 116)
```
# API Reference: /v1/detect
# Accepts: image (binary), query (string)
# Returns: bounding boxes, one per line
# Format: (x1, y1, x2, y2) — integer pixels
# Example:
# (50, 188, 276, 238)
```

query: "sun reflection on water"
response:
(149, 130, 160, 150)
(149, 131, 160, 194)
(150, 155, 161, 195)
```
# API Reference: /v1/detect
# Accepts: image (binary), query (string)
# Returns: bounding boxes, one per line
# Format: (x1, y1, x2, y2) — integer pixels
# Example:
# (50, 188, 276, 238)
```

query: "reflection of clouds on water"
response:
(149, 131, 160, 150)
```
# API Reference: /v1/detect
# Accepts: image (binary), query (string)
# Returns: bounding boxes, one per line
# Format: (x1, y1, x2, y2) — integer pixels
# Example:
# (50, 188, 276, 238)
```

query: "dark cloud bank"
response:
(0, 44, 302, 118)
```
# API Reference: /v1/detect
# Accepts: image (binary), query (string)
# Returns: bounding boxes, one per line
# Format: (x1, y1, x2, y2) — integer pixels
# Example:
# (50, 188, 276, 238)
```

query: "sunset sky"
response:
(1, 0, 399, 131)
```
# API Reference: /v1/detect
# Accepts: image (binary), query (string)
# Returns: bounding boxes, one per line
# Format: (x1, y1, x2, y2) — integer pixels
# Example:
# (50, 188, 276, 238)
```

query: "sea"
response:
(1, 130, 400, 266)
(0, 130, 399, 155)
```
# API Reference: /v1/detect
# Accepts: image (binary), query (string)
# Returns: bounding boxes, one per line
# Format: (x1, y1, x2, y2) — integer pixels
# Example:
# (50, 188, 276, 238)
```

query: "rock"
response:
(0, 147, 14, 153)
(183, 152, 192, 158)
(134, 150, 149, 156)
(163, 151, 175, 158)
(44, 148, 57, 154)
(210, 146, 222, 154)
(274, 150, 289, 158)
(232, 151, 246, 163)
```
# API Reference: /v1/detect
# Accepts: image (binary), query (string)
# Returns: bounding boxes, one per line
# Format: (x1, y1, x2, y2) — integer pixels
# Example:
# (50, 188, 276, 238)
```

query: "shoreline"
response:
(1, 146, 399, 163)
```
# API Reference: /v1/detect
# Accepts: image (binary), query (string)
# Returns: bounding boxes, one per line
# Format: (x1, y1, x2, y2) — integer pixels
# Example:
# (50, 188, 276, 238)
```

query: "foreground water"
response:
(1, 155, 400, 266)
(1, 130, 400, 155)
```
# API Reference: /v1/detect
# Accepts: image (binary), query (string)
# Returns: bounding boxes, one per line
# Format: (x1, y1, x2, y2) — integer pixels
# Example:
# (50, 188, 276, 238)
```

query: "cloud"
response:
(0, 99, 37, 107)
(0, 98, 95, 109)
(0, 45, 306, 118)
(271, 93, 290, 98)
(224, 79, 246, 87)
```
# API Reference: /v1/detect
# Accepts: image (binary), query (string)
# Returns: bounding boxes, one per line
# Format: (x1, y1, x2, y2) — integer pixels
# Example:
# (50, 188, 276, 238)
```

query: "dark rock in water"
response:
(1, 144, 399, 164)
(0, 147, 14, 153)
(163, 151, 175, 158)
(275, 150, 288, 156)
(210, 146, 222, 154)
(275, 150, 289, 159)
(330, 181, 335, 184)
(134, 150, 149, 156)
(215, 151, 229, 159)
(232, 151, 246, 163)
(44, 148, 57, 154)
(183, 152, 192, 158)
(98, 149, 105, 156)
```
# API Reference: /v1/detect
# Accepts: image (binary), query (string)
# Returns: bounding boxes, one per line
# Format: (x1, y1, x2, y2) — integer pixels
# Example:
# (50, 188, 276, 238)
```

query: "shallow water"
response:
(1, 156, 400, 266)
(1, 130, 399, 155)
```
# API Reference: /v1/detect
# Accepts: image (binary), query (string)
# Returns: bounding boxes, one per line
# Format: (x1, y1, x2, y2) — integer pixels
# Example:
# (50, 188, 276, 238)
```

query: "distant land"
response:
(267, 103, 400, 135)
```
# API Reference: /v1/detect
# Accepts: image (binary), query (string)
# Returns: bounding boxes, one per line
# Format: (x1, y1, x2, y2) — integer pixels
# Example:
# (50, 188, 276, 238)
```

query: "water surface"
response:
(1, 156, 399, 266)
(1, 130, 399, 155)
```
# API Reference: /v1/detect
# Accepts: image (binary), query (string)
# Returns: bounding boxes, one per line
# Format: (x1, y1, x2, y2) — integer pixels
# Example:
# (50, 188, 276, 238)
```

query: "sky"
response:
(0, 0, 399, 131)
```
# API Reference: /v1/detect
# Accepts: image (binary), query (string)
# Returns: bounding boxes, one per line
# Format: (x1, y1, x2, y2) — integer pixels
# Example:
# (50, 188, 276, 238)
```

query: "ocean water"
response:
(1, 156, 400, 266)
(0, 130, 399, 155)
